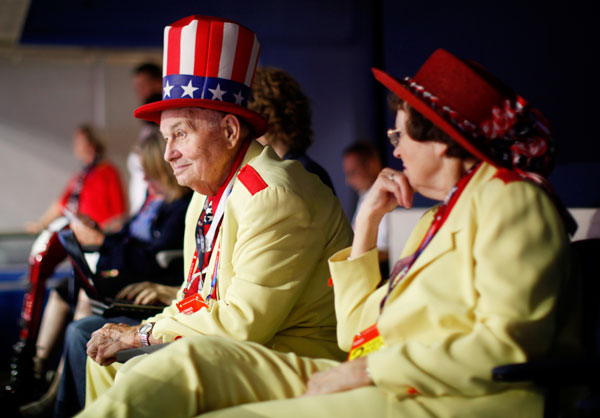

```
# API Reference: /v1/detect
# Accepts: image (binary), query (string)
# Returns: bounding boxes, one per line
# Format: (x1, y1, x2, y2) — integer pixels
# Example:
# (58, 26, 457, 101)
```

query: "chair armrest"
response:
(115, 343, 170, 363)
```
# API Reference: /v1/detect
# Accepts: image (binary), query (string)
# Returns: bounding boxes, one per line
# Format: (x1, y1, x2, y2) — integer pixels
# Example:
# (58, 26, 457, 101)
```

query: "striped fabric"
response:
(161, 17, 260, 107)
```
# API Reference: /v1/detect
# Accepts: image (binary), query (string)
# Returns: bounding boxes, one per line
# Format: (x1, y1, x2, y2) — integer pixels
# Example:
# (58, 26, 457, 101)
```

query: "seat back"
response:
(571, 239, 600, 358)
(492, 239, 600, 417)
(570, 239, 600, 417)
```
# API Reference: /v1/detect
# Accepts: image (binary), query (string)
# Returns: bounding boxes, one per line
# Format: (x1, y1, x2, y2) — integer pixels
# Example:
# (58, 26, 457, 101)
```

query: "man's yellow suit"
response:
(85, 140, 352, 403)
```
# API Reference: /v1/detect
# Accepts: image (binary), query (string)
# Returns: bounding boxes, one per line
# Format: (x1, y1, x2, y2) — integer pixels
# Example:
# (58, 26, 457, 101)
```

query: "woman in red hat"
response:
(78, 49, 572, 417)
(222, 48, 570, 415)
(299, 49, 571, 415)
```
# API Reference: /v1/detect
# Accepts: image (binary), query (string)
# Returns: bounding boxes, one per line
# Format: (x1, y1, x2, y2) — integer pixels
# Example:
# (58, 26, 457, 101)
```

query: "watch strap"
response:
(138, 323, 154, 347)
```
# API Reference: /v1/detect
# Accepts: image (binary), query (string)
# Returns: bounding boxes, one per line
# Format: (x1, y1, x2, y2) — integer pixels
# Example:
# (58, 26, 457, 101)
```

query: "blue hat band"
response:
(163, 74, 251, 107)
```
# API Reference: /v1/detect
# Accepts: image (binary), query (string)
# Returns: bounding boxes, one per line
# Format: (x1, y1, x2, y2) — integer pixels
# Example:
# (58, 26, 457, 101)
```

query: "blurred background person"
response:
(25, 124, 126, 234)
(128, 62, 164, 215)
(132, 62, 163, 109)
(342, 141, 389, 276)
(249, 66, 335, 193)
(70, 130, 191, 298)
(21, 131, 191, 416)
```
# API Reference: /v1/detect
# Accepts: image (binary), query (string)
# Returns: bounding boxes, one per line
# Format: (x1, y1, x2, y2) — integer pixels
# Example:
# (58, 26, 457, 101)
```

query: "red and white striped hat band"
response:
(162, 17, 260, 107)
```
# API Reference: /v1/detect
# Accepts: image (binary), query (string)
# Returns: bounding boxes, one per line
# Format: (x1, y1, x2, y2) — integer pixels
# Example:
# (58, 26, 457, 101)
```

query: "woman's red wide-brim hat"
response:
(372, 48, 551, 170)
(134, 15, 268, 136)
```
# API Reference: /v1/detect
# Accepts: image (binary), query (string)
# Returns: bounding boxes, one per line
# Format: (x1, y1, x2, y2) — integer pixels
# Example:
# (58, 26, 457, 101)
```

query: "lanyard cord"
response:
(379, 162, 481, 313)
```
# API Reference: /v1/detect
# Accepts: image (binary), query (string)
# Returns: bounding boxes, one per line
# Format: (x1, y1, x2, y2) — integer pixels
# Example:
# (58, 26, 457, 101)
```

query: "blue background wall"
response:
(19, 0, 597, 212)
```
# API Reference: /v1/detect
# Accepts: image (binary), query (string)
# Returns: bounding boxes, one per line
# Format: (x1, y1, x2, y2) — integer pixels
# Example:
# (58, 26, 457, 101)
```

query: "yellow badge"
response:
(348, 324, 384, 360)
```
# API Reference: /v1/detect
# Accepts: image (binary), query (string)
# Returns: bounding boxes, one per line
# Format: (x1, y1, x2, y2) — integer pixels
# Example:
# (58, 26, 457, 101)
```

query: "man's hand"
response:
(303, 357, 372, 397)
(86, 323, 140, 366)
(116, 282, 179, 305)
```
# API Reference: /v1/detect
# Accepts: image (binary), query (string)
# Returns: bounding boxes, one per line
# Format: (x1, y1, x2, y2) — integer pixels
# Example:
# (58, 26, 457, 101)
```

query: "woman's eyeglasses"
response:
(387, 128, 402, 147)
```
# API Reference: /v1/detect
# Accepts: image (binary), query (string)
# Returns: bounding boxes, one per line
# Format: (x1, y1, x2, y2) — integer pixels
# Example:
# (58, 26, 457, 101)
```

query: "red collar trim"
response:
(212, 139, 251, 202)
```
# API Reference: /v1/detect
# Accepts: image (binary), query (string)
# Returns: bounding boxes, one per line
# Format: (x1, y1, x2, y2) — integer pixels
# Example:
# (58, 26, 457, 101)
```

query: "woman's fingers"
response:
(116, 282, 147, 300)
(115, 285, 132, 300)
(135, 288, 157, 305)
(378, 169, 414, 209)
(390, 171, 413, 208)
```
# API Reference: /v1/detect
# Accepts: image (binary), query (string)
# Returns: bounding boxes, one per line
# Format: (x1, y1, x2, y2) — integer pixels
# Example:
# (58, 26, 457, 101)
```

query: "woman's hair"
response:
(248, 67, 312, 153)
(388, 95, 473, 160)
(139, 130, 190, 202)
(77, 124, 105, 159)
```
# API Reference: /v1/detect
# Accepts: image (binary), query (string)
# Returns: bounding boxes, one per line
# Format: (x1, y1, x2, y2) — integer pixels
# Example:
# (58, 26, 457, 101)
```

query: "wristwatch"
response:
(138, 322, 155, 347)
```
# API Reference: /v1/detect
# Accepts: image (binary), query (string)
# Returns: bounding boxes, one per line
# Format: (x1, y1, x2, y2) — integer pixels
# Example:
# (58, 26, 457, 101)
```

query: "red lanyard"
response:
(380, 162, 481, 312)
(184, 249, 202, 296)
(182, 140, 250, 297)
(207, 244, 220, 300)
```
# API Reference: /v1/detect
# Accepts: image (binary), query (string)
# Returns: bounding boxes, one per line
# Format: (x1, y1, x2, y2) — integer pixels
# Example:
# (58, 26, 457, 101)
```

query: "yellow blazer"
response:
(147, 140, 353, 360)
(329, 162, 569, 413)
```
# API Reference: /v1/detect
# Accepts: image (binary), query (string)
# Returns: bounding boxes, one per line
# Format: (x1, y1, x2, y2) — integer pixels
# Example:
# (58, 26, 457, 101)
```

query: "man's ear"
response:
(222, 114, 247, 149)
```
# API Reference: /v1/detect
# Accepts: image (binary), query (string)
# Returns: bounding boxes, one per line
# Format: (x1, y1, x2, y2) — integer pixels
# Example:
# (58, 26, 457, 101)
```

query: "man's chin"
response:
(189, 182, 219, 196)
(175, 175, 192, 189)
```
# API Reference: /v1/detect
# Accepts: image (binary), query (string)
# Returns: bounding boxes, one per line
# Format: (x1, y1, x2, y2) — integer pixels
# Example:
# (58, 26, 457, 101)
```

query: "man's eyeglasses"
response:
(387, 128, 402, 147)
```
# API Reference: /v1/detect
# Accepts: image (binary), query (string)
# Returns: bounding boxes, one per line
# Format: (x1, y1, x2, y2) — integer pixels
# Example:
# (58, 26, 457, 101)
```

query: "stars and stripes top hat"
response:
(134, 15, 268, 136)
(372, 49, 554, 178)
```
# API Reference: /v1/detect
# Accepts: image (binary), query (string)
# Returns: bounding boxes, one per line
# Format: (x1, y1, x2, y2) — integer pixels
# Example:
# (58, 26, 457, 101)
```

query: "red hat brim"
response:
(134, 98, 268, 137)
(372, 67, 496, 167)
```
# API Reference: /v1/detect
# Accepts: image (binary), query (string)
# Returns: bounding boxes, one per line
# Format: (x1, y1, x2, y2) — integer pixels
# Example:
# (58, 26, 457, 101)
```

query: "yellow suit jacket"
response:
(147, 140, 353, 360)
(329, 162, 569, 413)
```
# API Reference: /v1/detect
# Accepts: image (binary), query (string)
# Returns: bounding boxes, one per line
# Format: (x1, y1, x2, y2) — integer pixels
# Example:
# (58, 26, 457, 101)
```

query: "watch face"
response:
(139, 323, 153, 334)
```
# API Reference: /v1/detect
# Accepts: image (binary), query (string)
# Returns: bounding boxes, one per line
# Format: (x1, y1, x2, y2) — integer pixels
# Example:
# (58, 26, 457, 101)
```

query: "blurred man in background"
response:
(343, 141, 389, 276)
(128, 62, 164, 214)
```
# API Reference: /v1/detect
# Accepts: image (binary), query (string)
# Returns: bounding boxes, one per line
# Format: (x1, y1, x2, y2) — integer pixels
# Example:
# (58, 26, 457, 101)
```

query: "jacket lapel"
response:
(402, 225, 458, 282)
(396, 163, 495, 286)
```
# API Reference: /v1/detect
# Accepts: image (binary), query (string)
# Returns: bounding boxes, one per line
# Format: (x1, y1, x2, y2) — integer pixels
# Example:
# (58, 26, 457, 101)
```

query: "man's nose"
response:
(164, 140, 180, 162)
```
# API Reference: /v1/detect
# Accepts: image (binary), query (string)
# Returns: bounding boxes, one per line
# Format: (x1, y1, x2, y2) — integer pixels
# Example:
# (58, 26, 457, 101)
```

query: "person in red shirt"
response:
(26, 124, 126, 234)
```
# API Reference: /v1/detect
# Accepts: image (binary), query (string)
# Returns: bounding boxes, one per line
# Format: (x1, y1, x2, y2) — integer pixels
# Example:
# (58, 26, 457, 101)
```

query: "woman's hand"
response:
(116, 282, 179, 305)
(26, 201, 63, 234)
(351, 169, 414, 259)
(70, 217, 105, 247)
(25, 220, 45, 234)
(360, 168, 413, 221)
(303, 357, 372, 397)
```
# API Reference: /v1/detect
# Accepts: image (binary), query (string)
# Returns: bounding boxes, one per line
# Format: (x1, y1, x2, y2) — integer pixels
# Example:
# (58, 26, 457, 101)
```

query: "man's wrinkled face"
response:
(160, 108, 232, 196)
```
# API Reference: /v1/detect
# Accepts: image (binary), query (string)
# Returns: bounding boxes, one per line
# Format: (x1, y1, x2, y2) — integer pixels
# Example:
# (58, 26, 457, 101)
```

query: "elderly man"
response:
(79, 14, 352, 411)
